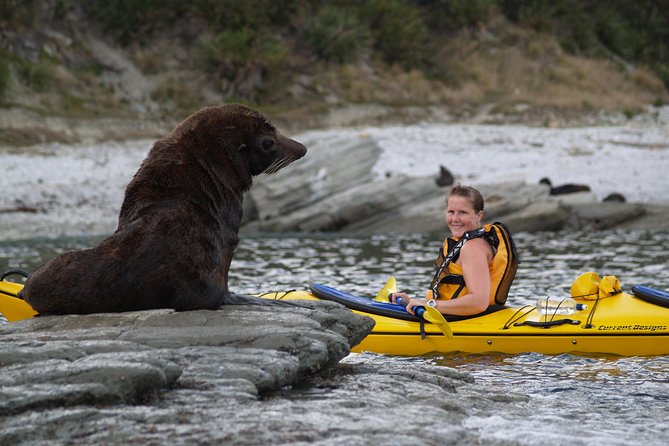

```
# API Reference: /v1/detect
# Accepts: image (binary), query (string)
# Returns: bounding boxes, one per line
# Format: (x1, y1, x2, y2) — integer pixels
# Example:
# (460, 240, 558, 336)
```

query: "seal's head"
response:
(168, 104, 306, 187)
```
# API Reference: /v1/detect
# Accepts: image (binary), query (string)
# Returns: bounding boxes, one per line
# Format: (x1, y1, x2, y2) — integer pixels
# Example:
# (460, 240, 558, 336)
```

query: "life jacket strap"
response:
(439, 275, 465, 285)
(428, 222, 519, 305)
(428, 228, 486, 299)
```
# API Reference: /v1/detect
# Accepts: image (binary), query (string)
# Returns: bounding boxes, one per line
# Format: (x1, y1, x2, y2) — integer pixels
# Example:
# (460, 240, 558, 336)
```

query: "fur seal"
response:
(539, 177, 591, 195)
(435, 165, 455, 187)
(22, 104, 306, 315)
(603, 193, 626, 203)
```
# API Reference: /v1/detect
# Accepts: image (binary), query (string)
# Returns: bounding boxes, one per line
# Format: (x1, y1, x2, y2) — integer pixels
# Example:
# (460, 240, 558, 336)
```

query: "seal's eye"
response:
(260, 137, 275, 152)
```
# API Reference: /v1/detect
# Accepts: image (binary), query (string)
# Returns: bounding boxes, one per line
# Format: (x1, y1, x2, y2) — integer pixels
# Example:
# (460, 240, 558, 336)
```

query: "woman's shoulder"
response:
(461, 237, 493, 258)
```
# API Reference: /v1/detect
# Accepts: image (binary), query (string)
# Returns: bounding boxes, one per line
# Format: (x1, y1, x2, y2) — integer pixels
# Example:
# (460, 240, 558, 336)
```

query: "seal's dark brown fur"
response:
(23, 104, 306, 314)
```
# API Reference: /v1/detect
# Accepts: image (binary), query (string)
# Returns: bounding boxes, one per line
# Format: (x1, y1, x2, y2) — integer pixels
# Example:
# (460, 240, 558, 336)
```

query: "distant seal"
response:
(435, 165, 455, 187)
(603, 193, 626, 203)
(23, 104, 307, 315)
(539, 177, 591, 195)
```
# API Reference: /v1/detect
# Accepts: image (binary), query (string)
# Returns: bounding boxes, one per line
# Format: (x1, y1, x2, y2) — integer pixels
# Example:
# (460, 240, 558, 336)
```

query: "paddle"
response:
(373, 276, 397, 302)
(372, 276, 454, 338)
(395, 296, 454, 339)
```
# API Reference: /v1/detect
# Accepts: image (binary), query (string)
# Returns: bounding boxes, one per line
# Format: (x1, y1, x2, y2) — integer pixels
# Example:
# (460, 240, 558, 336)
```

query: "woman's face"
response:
(446, 195, 483, 238)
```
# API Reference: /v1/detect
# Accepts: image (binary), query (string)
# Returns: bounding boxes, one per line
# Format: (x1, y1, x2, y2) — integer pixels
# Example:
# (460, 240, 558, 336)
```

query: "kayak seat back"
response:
(631, 285, 669, 309)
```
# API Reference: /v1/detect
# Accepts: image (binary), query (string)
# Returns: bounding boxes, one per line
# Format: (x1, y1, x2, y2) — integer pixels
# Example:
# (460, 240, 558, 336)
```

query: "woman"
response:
(391, 185, 517, 316)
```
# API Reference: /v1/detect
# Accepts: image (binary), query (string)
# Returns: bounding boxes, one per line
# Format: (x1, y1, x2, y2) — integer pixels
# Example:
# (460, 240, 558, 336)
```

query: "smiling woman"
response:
(390, 185, 519, 317)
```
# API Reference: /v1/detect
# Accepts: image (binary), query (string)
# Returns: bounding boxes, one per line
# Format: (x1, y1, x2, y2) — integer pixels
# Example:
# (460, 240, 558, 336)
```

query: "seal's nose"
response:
(293, 140, 307, 159)
(278, 133, 307, 160)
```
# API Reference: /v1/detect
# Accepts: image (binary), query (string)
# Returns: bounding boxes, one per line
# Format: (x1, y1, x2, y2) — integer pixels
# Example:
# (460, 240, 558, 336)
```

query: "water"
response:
(2, 230, 668, 445)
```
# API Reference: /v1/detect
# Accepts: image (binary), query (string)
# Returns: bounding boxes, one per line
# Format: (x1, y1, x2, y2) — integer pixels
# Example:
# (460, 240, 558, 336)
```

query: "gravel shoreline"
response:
(3, 117, 668, 239)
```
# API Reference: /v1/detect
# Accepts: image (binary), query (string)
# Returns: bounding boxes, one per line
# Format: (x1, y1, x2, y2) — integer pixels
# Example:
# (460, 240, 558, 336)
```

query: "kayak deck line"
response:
(370, 331, 669, 338)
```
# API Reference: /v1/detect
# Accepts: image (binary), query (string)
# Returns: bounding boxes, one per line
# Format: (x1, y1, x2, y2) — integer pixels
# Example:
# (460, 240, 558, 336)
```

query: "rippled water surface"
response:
(1, 230, 668, 445)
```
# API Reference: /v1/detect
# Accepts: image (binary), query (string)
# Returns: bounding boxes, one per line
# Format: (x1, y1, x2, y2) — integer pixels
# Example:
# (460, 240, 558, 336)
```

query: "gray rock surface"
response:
(0, 301, 377, 443)
(0, 303, 527, 445)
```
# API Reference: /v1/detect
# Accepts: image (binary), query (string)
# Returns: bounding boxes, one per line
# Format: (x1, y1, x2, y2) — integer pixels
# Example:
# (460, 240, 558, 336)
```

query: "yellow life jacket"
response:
(426, 222, 519, 305)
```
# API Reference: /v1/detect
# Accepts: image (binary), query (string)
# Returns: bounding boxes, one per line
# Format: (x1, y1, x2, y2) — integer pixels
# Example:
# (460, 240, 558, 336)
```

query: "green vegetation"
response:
(0, 51, 11, 99)
(0, 0, 43, 28)
(0, 0, 667, 118)
(303, 6, 370, 64)
(498, 0, 669, 87)
(15, 59, 53, 92)
(80, 0, 189, 45)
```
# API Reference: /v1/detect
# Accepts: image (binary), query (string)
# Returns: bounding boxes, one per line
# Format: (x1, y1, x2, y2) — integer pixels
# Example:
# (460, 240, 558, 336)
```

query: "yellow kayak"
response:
(2, 275, 668, 356)
(347, 292, 669, 357)
(261, 281, 669, 357)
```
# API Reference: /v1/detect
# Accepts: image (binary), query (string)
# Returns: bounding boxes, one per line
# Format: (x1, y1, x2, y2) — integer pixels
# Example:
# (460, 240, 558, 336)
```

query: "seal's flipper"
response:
(222, 293, 295, 307)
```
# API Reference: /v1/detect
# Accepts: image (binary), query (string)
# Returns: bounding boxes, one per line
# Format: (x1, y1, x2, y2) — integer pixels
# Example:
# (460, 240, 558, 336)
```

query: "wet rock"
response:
(245, 132, 383, 229)
(497, 201, 570, 233)
(0, 302, 534, 445)
(566, 202, 647, 230)
(549, 191, 599, 206)
(0, 350, 510, 446)
(613, 203, 669, 230)
(0, 353, 182, 414)
(0, 302, 374, 424)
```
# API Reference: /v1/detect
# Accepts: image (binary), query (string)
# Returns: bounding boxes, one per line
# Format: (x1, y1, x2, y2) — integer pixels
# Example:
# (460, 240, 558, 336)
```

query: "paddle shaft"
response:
(395, 296, 427, 317)
(394, 295, 454, 339)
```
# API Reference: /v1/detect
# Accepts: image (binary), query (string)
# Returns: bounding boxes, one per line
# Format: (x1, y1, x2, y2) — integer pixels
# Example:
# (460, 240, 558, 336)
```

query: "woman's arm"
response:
(396, 239, 493, 316)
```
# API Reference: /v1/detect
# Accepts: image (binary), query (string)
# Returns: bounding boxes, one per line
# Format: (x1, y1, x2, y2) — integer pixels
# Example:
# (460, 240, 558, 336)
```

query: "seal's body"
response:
(23, 105, 306, 314)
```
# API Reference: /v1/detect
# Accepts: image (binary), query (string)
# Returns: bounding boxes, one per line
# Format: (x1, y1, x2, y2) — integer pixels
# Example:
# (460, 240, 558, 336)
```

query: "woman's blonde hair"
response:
(447, 185, 484, 213)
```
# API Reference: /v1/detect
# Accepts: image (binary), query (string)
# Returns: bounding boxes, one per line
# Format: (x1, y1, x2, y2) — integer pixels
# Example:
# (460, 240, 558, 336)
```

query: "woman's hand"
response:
(390, 293, 426, 315)
(389, 292, 410, 305)
(403, 298, 427, 315)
